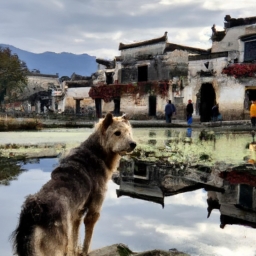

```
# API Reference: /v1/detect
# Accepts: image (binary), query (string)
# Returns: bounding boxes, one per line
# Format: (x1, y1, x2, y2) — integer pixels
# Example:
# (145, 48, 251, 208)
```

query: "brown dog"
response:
(12, 113, 136, 256)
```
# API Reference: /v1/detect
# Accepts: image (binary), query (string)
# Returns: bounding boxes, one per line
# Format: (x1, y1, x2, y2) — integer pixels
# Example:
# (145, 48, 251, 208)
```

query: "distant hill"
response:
(0, 44, 97, 78)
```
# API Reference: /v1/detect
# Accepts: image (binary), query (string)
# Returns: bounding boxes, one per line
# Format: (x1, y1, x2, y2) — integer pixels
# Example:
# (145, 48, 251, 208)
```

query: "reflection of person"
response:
(186, 99, 194, 123)
(212, 103, 220, 122)
(165, 100, 176, 123)
(186, 127, 192, 138)
(250, 100, 256, 127)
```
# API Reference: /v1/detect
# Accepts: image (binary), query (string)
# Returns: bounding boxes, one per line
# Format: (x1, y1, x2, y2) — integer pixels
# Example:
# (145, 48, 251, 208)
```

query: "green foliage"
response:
(0, 47, 28, 103)
(117, 244, 134, 256)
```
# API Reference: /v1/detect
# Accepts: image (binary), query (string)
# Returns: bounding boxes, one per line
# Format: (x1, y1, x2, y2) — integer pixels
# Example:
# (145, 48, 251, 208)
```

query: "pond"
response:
(1, 127, 256, 256)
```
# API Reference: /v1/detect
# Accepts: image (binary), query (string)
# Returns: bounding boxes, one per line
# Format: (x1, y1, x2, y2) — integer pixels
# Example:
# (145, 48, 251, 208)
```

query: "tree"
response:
(0, 47, 28, 103)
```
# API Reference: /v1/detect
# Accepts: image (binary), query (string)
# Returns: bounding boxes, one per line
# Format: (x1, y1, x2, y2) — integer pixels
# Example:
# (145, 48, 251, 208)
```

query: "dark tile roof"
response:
(27, 72, 59, 78)
(240, 33, 256, 41)
(211, 31, 226, 42)
(164, 43, 209, 54)
(224, 15, 256, 28)
(115, 56, 122, 61)
(96, 58, 115, 68)
(189, 51, 228, 61)
(66, 80, 91, 88)
(119, 32, 168, 50)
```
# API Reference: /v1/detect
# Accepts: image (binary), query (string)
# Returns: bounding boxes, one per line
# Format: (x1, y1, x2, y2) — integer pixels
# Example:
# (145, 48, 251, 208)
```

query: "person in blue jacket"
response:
(186, 99, 194, 124)
(165, 100, 176, 123)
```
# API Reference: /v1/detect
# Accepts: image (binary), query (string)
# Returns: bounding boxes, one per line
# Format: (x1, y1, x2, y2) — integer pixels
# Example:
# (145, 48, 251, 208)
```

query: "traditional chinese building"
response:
(89, 32, 207, 119)
(187, 15, 256, 121)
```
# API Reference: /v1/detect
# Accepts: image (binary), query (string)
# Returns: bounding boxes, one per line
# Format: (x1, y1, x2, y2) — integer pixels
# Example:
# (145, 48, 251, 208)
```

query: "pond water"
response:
(1, 128, 256, 256)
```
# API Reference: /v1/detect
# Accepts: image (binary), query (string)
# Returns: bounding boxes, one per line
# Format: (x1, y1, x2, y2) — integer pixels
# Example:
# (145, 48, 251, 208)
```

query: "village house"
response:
(4, 71, 62, 114)
(89, 15, 256, 121)
(89, 32, 207, 119)
(5, 14, 256, 122)
(187, 15, 256, 121)
(61, 73, 95, 115)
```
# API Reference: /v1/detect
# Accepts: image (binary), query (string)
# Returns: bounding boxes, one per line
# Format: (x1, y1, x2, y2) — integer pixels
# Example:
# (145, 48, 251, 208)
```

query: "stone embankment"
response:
(87, 244, 189, 256)
(0, 117, 253, 159)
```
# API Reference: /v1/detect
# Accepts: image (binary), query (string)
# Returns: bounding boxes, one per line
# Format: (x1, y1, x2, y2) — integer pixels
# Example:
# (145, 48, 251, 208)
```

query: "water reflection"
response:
(0, 156, 26, 185)
(115, 139, 256, 256)
(2, 128, 256, 256)
(186, 127, 192, 138)
(0, 157, 59, 186)
(1, 159, 256, 256)
(117, 131, 256, 233)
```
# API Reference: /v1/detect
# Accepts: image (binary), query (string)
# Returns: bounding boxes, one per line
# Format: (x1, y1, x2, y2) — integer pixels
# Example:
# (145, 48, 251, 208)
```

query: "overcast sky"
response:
(1, 0, 256, 59)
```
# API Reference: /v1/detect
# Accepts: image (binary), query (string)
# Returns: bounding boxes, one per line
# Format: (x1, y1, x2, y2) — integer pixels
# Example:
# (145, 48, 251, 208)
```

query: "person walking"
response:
(186, 99, 194, 124)
(250, 100, 256, 127)
(165, 100, 176, 123)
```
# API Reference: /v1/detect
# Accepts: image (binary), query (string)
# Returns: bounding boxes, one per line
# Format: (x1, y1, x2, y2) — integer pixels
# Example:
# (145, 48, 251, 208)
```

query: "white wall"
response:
(121, 42, 166, 59)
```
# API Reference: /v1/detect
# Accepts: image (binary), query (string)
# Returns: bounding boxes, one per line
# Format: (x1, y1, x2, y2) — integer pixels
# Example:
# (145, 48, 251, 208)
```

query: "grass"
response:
(0, 117, 42, 131)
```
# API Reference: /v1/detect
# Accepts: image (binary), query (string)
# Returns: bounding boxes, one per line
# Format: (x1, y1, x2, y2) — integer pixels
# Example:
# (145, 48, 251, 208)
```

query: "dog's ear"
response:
(102, 112, 113, 132)
(121, 113, 129, 122)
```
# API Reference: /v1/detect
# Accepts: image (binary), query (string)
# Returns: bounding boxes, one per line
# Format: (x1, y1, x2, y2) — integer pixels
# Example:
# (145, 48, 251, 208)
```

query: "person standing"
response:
(165, 100, 176, 123)
(186, 99, 194, 124)
(250, 100, 256, 127)
(212, 103, 220, 122)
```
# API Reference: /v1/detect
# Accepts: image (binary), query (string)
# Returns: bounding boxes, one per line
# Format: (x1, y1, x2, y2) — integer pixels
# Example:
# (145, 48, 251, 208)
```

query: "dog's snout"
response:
(130, 142, 137, 150)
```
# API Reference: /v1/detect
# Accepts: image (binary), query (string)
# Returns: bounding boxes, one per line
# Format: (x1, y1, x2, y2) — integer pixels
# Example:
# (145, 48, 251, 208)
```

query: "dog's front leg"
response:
(82, 211, 100, 255)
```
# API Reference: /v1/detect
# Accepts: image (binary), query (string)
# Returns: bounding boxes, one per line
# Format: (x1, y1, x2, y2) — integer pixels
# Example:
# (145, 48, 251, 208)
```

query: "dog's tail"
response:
(11, 195, 50, 256)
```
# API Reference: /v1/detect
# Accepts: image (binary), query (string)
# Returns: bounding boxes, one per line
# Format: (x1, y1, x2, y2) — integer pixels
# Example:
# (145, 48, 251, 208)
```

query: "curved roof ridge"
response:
(119, 32, 168, 50)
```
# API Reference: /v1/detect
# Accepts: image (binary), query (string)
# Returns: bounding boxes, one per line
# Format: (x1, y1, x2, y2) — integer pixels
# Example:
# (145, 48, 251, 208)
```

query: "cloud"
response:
(0, 0, 256, 59)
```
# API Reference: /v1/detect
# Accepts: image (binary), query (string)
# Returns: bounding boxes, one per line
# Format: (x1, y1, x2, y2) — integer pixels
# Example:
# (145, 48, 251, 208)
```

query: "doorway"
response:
(113, 97, 120, 116)
(106, 72, 114, 85)
(148, 95, 156, 116)
(75, 99, 82, 114)
(199, 83, 216, 122)
(95, 98, 102, 118)
(138, 66, 148, 82)
(245, 88, 256, 110)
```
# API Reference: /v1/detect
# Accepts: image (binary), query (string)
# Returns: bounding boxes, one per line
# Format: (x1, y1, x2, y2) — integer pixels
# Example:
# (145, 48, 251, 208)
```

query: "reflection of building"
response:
(117, 159, 165, 207)
(207, 181, 256, 229)
(117, 158, 256, 230)
(117, 160, 223, 207)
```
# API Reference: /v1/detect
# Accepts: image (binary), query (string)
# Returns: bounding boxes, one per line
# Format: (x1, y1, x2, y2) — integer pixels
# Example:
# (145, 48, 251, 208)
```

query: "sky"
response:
(1, 0, 256, 59)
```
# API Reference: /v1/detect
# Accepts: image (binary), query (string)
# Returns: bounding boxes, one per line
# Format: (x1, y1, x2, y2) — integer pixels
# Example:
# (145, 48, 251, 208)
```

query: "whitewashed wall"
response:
(187, 56, 250, 119)
(63, 87, 94, 113)
(121, 42, 166, 59)
(102, 92, 171, 118)
(27, 76, 60, 90)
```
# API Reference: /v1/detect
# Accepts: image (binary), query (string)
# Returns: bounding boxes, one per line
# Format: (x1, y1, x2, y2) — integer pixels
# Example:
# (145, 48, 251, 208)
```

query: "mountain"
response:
(0, 44, 97, 78)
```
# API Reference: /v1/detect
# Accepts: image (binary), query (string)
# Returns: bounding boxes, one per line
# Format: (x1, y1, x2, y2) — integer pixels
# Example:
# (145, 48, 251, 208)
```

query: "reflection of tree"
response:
(0, 153, 26, 185)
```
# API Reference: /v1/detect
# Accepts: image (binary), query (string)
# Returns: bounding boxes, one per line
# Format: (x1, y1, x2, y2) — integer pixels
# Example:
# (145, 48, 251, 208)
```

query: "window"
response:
(241, 34, 256, 62)
(244, 40, 256, 62)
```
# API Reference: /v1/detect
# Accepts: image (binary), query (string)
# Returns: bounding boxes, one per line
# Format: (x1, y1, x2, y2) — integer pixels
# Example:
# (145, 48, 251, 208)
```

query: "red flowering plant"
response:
(222, 63, 256, 78)
(89, 81, 169, 102)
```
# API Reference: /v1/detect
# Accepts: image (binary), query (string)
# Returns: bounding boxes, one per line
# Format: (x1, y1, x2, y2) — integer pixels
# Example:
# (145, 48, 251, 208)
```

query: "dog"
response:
(11, 113, 136, 256)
